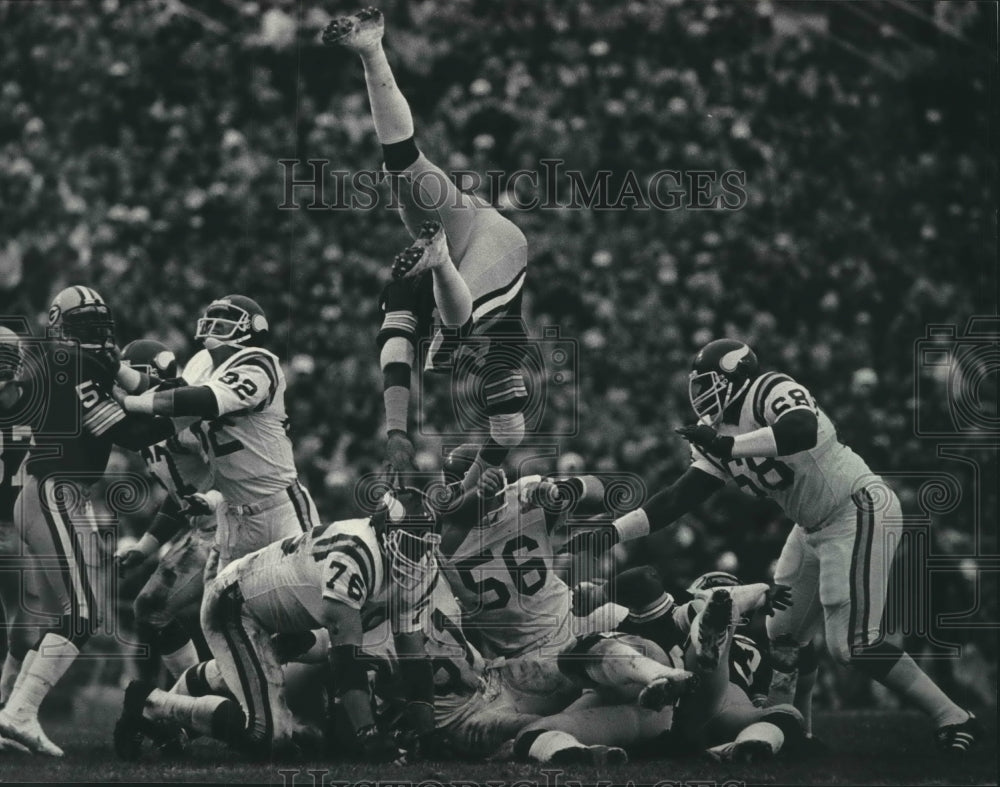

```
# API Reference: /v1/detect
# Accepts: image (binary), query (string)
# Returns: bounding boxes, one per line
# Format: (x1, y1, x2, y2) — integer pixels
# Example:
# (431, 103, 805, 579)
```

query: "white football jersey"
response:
(183, 346, 298, 504)
(439, 478, 573, 659)
(140, 426, 214, 503)
(690, 371, 875, 530)
(229, 518, 435, 637)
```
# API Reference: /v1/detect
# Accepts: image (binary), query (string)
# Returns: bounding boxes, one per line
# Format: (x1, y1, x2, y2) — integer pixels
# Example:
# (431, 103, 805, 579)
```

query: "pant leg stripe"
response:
(848, 491, 865, 654)
(290, 481, 315, 530)
(41, 479, 89, 621)
(220, 589, 273, 743)
(67, 501, 99, 635)
(217, 589, 262, 741)
(286, 484, 308, 532)
(861, 489, 876, 645)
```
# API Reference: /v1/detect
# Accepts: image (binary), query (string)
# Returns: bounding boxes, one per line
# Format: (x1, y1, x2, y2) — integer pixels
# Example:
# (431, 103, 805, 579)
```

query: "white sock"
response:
(170, 659, 228, 696)
(735, 721, 784, 754)
(880, 653, 968, 727)
(1, 653, 23, 705)
(528, 730, 583, 763)
(583, 639, 665, 689)
(4, 634, 78, 721)
(359, 47, 415, 144)
(161, 640, 199, 679)
(144, 687, 229, 737)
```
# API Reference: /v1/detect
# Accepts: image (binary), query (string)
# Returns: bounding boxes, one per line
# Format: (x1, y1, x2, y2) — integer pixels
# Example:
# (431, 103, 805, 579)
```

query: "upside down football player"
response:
(594, 339, 980, 754)
(324, 8, 530, 489)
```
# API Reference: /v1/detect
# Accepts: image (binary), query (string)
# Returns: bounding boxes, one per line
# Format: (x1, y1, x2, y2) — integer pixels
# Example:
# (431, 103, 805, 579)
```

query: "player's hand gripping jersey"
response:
(688, 372, 874, 531)
(182, 346, 296, 505)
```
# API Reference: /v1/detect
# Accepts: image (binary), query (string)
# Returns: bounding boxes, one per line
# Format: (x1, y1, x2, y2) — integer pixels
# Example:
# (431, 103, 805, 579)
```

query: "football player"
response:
(0, 326, 42, 753)
(119, 487, 441, 760)
(600, 339, 980, 753)
(324, 8, 530, 487)
(0, 287, 177, 756)
(572, 564, 802, 763)
(376, 571, 687, 766)
(113, 339, 218, 681)
(117, 295, 320, 577)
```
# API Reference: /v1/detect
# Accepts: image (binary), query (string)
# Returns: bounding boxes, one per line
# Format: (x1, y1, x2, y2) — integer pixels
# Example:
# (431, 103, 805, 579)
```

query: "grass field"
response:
(1, 697, 995, 786)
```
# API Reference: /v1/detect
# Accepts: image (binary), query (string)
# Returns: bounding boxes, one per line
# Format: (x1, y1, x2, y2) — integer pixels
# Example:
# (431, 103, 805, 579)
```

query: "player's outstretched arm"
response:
(106, 413, 177, 451)
(612, 466, 724, 543)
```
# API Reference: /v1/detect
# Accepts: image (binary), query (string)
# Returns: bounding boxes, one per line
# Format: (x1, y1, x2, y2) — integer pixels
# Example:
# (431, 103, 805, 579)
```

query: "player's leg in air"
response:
(325, 8, 529, 482)
(790, 486, 980, 753)
(510, 633, 692, 766)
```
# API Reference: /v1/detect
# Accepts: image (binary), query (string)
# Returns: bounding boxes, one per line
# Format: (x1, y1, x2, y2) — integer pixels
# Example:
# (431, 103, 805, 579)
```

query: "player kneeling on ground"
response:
(115, 486, 441, 762)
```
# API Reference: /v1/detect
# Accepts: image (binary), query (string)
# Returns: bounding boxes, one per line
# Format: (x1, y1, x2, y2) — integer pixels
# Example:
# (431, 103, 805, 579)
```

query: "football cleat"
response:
(705, 738, 774, 764)
(550, 743, 628, 767)
(637, 669, 697, 712)
(691, 588, 734, 672)
(0, 711, 63, 757)
(114, 680, 187, 761)
(935, 711, 980, 754)
(391, 221, 448, 280)
(322, 7, 384, 51)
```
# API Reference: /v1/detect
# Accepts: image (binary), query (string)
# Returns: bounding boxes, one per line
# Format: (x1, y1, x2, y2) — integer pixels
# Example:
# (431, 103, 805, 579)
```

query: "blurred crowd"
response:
(0, 0, 995, 708)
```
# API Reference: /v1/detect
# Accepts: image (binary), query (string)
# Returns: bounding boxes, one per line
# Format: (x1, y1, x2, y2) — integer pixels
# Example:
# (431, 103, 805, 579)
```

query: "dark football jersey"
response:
(23, 341, 126, 482)
(0, 420, 31, 520)
(730, 632, 772, 701)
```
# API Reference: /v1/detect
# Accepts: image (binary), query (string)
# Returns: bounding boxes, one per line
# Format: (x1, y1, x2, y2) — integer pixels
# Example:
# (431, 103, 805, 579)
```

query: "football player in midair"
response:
(113, 339, 218, 682)
(116, 295, 320, 579)
(324, 8, 530, 488)
(0, 287, 176, 756)
(599, 339, 979, 753)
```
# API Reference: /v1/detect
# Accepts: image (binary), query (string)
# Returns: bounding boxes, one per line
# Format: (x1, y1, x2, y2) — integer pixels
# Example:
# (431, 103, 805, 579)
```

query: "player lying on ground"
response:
(572, 565, 804, 764)
(0, 287, 179, 757)
(589, 338, 980, 754)
(367, 569, 690, 766)
(324, 8, 530, 487)
(116, 486, 442, 762)
(113, 339, 220, 683)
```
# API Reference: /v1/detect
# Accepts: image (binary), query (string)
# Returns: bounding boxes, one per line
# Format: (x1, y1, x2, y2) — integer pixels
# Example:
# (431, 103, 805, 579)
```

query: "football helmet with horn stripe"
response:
(689, 339, 760, 425)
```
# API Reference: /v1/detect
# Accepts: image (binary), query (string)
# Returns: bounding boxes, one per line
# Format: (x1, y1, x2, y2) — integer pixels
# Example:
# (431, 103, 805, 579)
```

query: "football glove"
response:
(478, 466, 506, 499)
(763, 584, 793, 616)
(385, 430, 418, 477)
(90, 344, 122, 378)
(114, 548, 148, 577)
(180, 490, 224, 517)
(675, 424, 735, 460)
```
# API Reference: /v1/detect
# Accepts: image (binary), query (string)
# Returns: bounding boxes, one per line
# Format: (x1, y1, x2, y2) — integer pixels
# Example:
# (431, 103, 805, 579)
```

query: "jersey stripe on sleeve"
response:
(752, 372, 794, 425)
